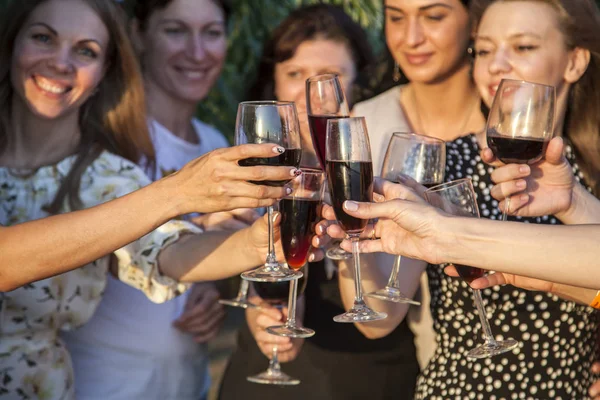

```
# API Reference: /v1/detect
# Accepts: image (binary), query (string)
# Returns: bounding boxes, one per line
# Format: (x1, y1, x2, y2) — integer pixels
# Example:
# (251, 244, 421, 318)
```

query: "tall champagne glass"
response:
(306, 73, 352, 261)
(326, 117, 386, 323)
(366, 132, 446, 305)
(235, 101, 302, 282)
(486, 79, 555, 221)
(247, 273, 308, 385)
(425, 178, 520, 358)
(267, 168, 324, 338)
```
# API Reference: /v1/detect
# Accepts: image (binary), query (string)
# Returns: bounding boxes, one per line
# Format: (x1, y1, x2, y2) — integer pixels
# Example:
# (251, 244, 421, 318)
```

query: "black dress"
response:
(414, 134, 600, 399)
(218, 261, 419, 400)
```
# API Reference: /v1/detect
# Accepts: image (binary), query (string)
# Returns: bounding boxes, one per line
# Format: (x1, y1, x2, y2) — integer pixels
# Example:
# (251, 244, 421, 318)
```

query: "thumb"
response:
(343, 200, 396, 220)
(544, 136, 564, 165)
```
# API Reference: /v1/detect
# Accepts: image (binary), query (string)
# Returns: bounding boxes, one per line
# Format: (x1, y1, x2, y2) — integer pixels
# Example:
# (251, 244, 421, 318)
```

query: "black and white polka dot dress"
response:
(414, 134, 600, 400)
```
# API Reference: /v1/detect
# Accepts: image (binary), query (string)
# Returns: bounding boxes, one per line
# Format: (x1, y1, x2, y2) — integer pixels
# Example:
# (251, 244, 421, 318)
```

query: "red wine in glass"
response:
(486, 128, 549, 164)
(453, 264, 485, 285)
(279, 198, 321, 270)
(308, 115, 348, 169)
(253, 273, 308, 303)
(238, 148, 302, 186)
(326, 160, 373, 234)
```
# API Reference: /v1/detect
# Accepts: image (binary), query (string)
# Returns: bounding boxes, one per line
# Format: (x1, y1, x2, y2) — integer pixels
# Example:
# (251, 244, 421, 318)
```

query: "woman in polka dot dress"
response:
(353, 0, 600, 398)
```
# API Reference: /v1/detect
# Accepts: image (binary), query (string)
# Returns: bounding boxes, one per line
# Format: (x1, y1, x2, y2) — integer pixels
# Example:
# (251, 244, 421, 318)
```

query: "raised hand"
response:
(173, 282, 225, 342)
(169, 144, 299, 215)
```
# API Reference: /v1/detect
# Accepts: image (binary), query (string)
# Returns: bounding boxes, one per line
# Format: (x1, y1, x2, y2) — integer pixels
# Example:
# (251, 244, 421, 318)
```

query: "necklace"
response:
(411, 88, 480, 140)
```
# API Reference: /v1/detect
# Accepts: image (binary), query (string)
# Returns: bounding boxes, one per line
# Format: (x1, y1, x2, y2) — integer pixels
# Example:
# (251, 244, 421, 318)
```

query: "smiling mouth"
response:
(175, 67, 211, 80)
(33, 75, 72, 95)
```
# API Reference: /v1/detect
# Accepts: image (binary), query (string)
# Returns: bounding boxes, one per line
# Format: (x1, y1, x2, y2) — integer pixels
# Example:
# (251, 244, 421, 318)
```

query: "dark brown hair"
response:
(248, 4, 374, 101)
(132, 0, 231, 32)
(0, 0, 154, 212)
(472, 0, 600, 194)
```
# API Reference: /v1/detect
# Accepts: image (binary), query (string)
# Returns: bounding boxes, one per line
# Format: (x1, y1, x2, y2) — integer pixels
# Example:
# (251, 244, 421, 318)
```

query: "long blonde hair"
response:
(0, 0, 155, 212)
(472, 0, 600, 194)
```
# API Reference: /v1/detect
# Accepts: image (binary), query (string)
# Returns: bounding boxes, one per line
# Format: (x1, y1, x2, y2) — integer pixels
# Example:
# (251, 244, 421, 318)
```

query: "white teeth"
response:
(179, 69, 207, 79)
(35, 76, 68, 94)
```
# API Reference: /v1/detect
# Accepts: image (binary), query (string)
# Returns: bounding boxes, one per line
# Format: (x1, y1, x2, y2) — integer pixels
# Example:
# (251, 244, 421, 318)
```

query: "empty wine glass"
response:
(267, 169, 324, 338)
(218, 279, 258, 309)
(425, 178, 520, 359)
(486, 79, 555, 221)
(235, 101, 302, 282)
(366, 132, 445, 305)
(306, 73, 352, 261)
(326, 117, 386, 323)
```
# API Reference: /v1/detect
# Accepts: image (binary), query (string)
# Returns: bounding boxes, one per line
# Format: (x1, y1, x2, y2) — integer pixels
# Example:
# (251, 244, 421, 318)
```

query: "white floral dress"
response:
(0, 151, 200, 400)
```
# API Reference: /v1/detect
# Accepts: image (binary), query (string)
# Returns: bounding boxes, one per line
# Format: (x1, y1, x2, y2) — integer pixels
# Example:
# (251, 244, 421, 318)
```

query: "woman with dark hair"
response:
(350, 0, 600, 398)
(60, 1, 247, 399)
(0, 0, 320, 399)
(218, 5, 420, 400)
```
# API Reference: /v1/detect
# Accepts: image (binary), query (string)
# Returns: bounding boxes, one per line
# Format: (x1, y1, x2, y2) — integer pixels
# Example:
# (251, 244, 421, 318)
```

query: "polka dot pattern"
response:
(414, 135, 600, 399)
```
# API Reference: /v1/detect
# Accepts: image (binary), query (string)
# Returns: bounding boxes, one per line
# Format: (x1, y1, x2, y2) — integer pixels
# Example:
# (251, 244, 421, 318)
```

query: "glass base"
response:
(466, 339, 520, 359)
(365, 287, 421, 306)
(247, 369, 300, 386)
(218, 298, 259, 309)
(333, 301, 387, 323)
(326, 244, 353, 260)
(242, 266, 303, 283)
(266, 324, 315, 339)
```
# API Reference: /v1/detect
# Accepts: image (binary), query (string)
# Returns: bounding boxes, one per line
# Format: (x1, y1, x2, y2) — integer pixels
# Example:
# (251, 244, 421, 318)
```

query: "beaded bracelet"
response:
(589, 290, 600, 309)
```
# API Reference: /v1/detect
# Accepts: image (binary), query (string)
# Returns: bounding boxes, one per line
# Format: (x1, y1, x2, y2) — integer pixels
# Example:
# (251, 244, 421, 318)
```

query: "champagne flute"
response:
(247, 274, 308, 385)
(306, 73, 352, 261)
(235, 101, 302, 282)
(486, 79, 555, 221)
(218, 279, 258, 309)
(425, 178, 519, 358)
(267, 168, 324, 338)
(326, 117, 387, 323)
(366, 132, 446, 305)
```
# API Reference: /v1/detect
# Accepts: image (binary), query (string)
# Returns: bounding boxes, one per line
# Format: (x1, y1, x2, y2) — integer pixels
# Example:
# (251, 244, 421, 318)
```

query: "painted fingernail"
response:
(317, 224, 325, 234)
(290, 168, 301, 176)
(519, 165, 530, 174)
(344, 201, 359, 211)
(274, 146, 285, 154)
(519, 194, 529, 202)
(516, 180, 526, 189)
(308, 253, 315, 262)
(286, 187, 293, 195)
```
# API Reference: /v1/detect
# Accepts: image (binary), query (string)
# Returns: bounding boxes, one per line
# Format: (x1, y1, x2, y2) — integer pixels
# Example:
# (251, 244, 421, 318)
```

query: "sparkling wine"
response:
(326, 160, 373, 234)
(279, 198, 321, 270)
(308, 115, 348, 169)
(239, 148, 301, 186)
(487, 129, 549, 164)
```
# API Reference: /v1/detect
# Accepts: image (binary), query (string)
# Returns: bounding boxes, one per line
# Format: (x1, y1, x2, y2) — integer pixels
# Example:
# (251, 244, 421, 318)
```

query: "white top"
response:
(353, 86, 437, 370)
(62, 119, 228, 400)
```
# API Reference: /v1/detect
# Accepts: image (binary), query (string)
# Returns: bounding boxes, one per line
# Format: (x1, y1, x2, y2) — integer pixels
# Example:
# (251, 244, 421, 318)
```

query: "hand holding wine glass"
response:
(425, 178, 519, 359)
(485, 79, 556, 220)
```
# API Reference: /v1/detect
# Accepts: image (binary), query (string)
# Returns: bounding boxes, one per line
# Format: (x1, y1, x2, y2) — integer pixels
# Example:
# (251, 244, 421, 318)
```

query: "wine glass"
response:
(218, 279, 258, 309)
(366, 132, 446, 305)
(235, 101, 302, 282)
(424, 178, 520, 359)
(486, 79, 555, 221)
(326, 117, 387, 323)
(247, 273, 308, 385)
(267, 168, 324, 338)
(306, 73, 352, 261)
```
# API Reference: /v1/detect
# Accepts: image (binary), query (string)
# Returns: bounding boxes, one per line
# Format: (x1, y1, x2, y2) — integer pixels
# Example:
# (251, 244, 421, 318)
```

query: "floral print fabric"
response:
(0, 151, 199, 399)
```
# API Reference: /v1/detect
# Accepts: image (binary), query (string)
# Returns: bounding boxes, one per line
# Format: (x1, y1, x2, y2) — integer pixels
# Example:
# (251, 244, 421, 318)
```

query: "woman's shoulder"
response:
(353, 85, 403, 114)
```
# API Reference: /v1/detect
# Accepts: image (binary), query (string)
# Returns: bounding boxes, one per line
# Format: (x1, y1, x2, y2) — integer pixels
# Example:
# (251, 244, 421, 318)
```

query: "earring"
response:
(393, 62, 402, 83)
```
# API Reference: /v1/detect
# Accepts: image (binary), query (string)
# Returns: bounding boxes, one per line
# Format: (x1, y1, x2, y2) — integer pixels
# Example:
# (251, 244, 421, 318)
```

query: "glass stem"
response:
(268, 346, 281, 373)
(286, 276, 299, 328)
(501, 197, 511, 222)
(386, 255, 402, 288)
(236, 279, 249, 301)
(472, 289, 497, 345)
(266, 205, 277, 265)
(351, 236, 363, 303)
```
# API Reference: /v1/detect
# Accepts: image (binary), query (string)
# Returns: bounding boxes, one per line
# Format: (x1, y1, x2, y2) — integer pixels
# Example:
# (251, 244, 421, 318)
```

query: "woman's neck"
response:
(145, 79, 199, 144)
(0, 96, 80, 169)
(402, 63, 485, 142)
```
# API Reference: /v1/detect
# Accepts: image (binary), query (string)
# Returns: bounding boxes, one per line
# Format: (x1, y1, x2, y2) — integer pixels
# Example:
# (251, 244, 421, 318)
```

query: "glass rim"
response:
(239, 100, 296, 107)
(424, 178, 473, 195)
(391, 132, 445, 145)
(297, 166, 325, 175)
(498, 78, 555, 91)
(306, 73, 339, 83)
